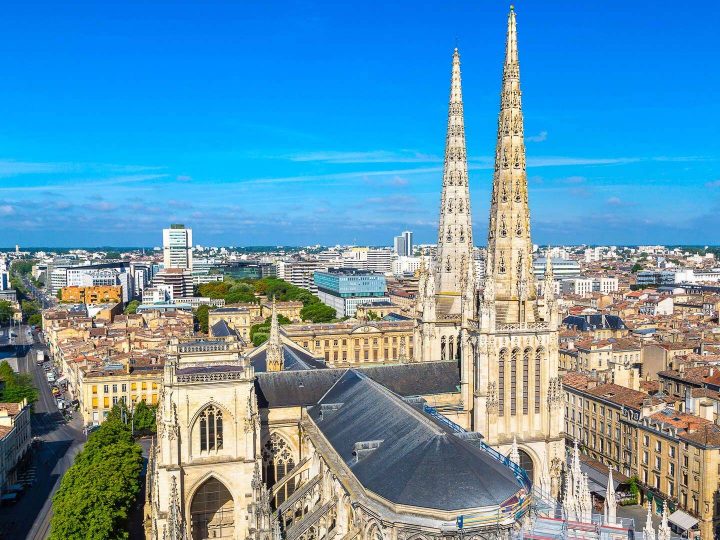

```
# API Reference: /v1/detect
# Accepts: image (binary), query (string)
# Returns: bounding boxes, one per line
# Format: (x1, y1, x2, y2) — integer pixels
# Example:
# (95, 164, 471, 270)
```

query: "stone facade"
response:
(414, 8, 564, 497)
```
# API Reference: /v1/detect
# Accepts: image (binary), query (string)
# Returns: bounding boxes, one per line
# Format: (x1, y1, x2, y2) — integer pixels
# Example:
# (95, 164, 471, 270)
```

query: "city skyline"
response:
(1, 1, 719, 247)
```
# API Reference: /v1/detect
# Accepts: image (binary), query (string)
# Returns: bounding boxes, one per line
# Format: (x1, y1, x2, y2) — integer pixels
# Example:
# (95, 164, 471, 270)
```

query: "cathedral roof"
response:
(251, 344, 326, 373)
(308, 370, 524, 511)
(255, 361, 460, 408)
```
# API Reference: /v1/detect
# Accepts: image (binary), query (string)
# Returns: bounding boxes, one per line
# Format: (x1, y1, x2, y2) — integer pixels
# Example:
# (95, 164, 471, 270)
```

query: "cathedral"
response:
(415, 5, 564, 497)
(146, 8, 564, 540)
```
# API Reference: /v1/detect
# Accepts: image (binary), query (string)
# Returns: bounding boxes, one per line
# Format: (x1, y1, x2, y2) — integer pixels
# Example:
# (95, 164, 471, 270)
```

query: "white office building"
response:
(533, 257, 581, 280)
(163, 224, 193, 271)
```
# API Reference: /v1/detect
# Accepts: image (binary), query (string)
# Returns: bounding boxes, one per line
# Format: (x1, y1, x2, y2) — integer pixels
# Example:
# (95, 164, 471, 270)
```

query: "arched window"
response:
(441, 337, 447, 362)
(510, 349, 519, 415)
(198, 405, 223, 452)
(523, 348, 531, 414)
(518, 449, 534, 485)
(498, 349, 507, 415)
(190, 477, 234, 539)
(535, 348, 543, 413)
(367, 524, 383, 540)
(448, 336, 454, 362)
(262, 433, 296, 507)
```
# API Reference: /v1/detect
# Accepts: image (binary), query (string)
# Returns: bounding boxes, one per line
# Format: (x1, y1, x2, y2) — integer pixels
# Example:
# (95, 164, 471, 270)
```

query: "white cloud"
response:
(0, 204, 15, 216)
(526, 130, 548, 143)
(286, 150, 442, 164)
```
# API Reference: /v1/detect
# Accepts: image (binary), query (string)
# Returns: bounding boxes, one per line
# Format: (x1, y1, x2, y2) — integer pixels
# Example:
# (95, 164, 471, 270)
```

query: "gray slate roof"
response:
(251, 344, 326, 373)
(254, 361, 460, 408)
(308, 370, 523, 510)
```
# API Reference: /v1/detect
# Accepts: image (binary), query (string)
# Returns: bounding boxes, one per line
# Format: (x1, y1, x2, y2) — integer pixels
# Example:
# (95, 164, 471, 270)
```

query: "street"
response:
(20, 276, 55, 310)
(0, 336, 85, 540)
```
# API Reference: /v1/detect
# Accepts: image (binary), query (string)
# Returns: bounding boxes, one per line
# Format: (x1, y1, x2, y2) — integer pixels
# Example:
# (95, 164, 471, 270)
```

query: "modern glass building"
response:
(314, 268, 387, 317)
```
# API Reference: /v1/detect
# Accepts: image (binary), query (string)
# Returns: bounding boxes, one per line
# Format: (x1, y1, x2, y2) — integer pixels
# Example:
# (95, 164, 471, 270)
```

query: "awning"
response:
(668, 510, 699, 531)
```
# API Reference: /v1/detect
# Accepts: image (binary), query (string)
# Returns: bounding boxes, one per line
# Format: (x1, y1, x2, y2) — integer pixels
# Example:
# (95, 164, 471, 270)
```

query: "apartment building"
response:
(282, 319, 414, 366)
(79, 364, 162, 425)
(0, 399, 31, 496)
(563, 372, 718, 538)
(60, 285, 122, 304)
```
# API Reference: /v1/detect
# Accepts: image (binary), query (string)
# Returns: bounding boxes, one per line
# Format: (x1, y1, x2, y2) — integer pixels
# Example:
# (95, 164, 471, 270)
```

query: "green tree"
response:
(631, 263, 643, 273)
(366, 310, 380, 321)
(50, 419, 142, 540)
(56, 289, 63, 300)
(21, 299, 41, 321)
(132, 400, 157, 433)
(10, 260, 35, 275)
(0, 360, 38, 403)
(195, 305, 210, 334)
(28, 313, 42, 328)
(252, 331, 269, 346)
(0, 300, 14, 325)
(123, 300, 139, 315)
(300, 303, 336, 323)
(249, 314, 290, 345)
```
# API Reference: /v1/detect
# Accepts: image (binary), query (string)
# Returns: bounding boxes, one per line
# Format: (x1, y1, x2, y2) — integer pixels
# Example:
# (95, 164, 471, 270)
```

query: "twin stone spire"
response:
(431, 7, 537, 324)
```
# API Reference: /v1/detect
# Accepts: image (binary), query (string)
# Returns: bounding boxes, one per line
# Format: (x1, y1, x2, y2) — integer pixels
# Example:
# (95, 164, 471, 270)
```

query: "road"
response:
(0, 335, 86, 540)
(20, 276, 55, 310)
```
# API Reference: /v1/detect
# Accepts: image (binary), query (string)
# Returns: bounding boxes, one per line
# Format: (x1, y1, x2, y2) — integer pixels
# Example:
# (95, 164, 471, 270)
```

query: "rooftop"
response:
(308, 370, 524, 511)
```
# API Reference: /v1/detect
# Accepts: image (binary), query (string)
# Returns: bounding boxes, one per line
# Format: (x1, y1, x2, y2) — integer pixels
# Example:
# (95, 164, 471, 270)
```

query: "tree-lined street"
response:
(0, 336, 85, 540)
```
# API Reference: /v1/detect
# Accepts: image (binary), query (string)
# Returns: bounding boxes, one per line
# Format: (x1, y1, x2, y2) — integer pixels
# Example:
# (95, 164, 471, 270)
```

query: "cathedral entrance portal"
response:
(189, 477, 235, 540)
(518, 449, 534, 485)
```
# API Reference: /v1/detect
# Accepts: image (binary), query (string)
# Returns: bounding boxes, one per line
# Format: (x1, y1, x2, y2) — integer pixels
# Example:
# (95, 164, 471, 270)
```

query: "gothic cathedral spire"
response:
(486, 6, 536, 323)
(266, 297, 284, 372)
(435, 48, 474, 313)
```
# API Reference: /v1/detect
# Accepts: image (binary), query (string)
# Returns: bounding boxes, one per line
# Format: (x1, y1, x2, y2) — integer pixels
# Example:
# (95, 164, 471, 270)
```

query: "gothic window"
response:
(459, 226, 465, 242)
(502, 115, 510, 135)
(518, 449, 535, 484)
(445, 257, 451, 272)
(262, 433, 296, 507)
(198, 405, 223, 452)
(498, 253, 506, 274)
(510, 349, 519, 415)
(515, 217, 523, 237)
(441, 337, 447, 362)
(501, 183, 508, 202)
(190, 477, 235, 540)
(513, 148, 520, 168)
(448, 336, 454, 362)
(502, 148, 509, 169)
(523, 348, 531, 415)
(367, 524, 383, 540)
(535, 348, 543, 413)
(498, 349, 506, 415)
(446, 227, 452, 242)
(458, 199, 464, 213)
(456, 334, 462, 361)
(500, 215, 507, 238)
(447, 199, 453, 212)
(514, 183, 522, 203)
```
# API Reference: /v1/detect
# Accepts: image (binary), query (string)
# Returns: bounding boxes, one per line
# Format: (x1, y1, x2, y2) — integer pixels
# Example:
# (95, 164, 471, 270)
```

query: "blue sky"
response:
(1, 0, 719, 247)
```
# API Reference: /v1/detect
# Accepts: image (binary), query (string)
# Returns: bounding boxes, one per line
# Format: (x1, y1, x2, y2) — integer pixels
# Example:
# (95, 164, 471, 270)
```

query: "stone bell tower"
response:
(414, 48, 476, 364)
(468, 7, 564, 497)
